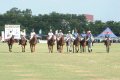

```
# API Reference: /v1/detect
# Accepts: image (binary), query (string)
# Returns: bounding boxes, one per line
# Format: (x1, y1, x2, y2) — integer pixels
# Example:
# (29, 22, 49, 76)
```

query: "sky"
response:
(0, 0, 120, 22)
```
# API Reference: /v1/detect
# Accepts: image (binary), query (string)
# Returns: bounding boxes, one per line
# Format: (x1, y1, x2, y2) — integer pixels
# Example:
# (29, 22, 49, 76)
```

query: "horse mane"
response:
(48, 35, 55, 46)
(73, 35, 80, 46)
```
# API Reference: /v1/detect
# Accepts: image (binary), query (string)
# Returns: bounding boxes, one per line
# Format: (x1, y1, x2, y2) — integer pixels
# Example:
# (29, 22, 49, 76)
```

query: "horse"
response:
(73, 35, 81, 53)
(19, 36, 27, 52)
(66, 38, 73, 53)
(47, 35, 56, 53)
(29, 35, 37, 53)
(104, 38, 111, 53)
(56, 35, 64, 53)
(80, 37, 87, 53)
(7, 35, 15, 52)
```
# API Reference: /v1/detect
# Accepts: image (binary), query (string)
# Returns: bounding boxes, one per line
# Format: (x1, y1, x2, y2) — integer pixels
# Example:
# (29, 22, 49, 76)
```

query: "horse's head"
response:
(51, 35, 56, 42)
(30, 34, 37, 45)
(76, 35, 81, 41)
(8, 35, 15, 45)
(104, 38, 111, 46)
(58, 35, 65, 45)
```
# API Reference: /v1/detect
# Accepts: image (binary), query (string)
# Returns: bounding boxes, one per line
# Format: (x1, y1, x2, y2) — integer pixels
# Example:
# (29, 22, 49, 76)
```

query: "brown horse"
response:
(73, 35, 81, 53)
(20, 36, 27, 52)
(7, 35, 15, 52)
(57, 36, 64, 53)
(29, 35, 37, 53)
(80, 37, 87, 53)
(47, 35, 55, 53)
(104, 38, 111, 53)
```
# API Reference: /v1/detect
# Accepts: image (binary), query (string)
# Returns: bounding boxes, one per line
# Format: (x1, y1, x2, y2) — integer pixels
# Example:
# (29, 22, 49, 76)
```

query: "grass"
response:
(0, 43, 120, 80)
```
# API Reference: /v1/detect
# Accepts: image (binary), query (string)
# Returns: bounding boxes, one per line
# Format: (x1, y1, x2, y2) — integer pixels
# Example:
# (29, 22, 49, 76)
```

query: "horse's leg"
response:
(51, 46, 53, 53)
(57, 43, 58, 51)
(78, 45, 80, 52)
(48, 45, 51, 53)
(8, 44, 11, 52)
(88, 43, 90, 53)
(88, 42, 92, 53)
(106, 45, 109, 53)
(67, 46, 68, 52)
(76, 46, 79, 53)
(82, 46, 84, 53)
(24, 45, 25, 52)
(30, 44, 32, 52)
(21, 45, 23, 52)
(84, 45, 86, 52)
(108, 45, 110, 53)
(10, 44, 12, 52)
(73, 45, 74, 53)
(61, 46, 63, 53)
(33, 45, 35, 52)
(80, 44, 82, 53)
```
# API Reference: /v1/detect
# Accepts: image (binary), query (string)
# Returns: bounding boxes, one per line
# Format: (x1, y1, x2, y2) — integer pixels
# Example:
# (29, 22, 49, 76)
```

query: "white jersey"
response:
(48, 32, 54, 40)
(20, 31, 26, 39)
(58, 32, 63, 37)
(56, 32, 63, 41)
(30, 32, 36, 39)
(66, 34, 73, 41)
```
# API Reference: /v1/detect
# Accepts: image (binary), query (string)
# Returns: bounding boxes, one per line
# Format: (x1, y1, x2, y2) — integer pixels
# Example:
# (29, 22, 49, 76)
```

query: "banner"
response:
(5, 25, 20, 39)
(1, 31, 5, 41)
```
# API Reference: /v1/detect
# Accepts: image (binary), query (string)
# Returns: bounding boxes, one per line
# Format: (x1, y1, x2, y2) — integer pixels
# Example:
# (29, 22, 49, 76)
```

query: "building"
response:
(84, 14, 94, 22)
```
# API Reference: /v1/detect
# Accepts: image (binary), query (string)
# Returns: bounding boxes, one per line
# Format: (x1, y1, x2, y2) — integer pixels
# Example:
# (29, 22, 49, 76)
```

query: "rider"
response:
(57, 30, 63, 41)
(73, 29, 79, 40)
(105, 32, 110, 40)
(86, 30, 94, 42)
(19, 30, 27, 45)
(48, 29, 54, 40)
(66, 31, 73, 41)
(86, 30, 93, 52)
(30, 29, 36, 41)
(81, 31, 86, 39)
(7, 31, 13, 40)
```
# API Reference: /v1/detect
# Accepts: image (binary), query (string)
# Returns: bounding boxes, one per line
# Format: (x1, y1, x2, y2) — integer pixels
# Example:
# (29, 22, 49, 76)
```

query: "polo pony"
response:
(29, 35, 37, 53)
(7, 35, 15, 52)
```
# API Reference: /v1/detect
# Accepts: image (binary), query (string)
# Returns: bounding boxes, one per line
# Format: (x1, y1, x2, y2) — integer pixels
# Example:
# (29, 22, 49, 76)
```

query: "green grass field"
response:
(0, 43, 120, 80)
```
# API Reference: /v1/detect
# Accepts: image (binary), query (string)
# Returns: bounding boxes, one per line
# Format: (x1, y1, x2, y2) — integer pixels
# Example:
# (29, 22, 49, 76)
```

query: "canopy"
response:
(97, 27, 117, 38)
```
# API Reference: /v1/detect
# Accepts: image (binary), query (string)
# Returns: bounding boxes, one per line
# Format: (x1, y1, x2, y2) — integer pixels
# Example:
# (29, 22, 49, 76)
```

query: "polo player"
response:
(56, 30, 63, 41)
(30, 29, 36, 40)
(86, 31, 94, 52)
(7, 31, 13, 40)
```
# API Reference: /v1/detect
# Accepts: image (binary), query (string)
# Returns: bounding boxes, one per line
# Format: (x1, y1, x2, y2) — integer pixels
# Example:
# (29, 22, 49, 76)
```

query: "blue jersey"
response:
(73, 32, 78, 38)
(81, 33, 86, 38)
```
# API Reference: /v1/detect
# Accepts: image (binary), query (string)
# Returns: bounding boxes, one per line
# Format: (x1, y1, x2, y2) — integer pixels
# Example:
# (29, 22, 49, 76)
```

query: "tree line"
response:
(0, 7, 120, 36)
